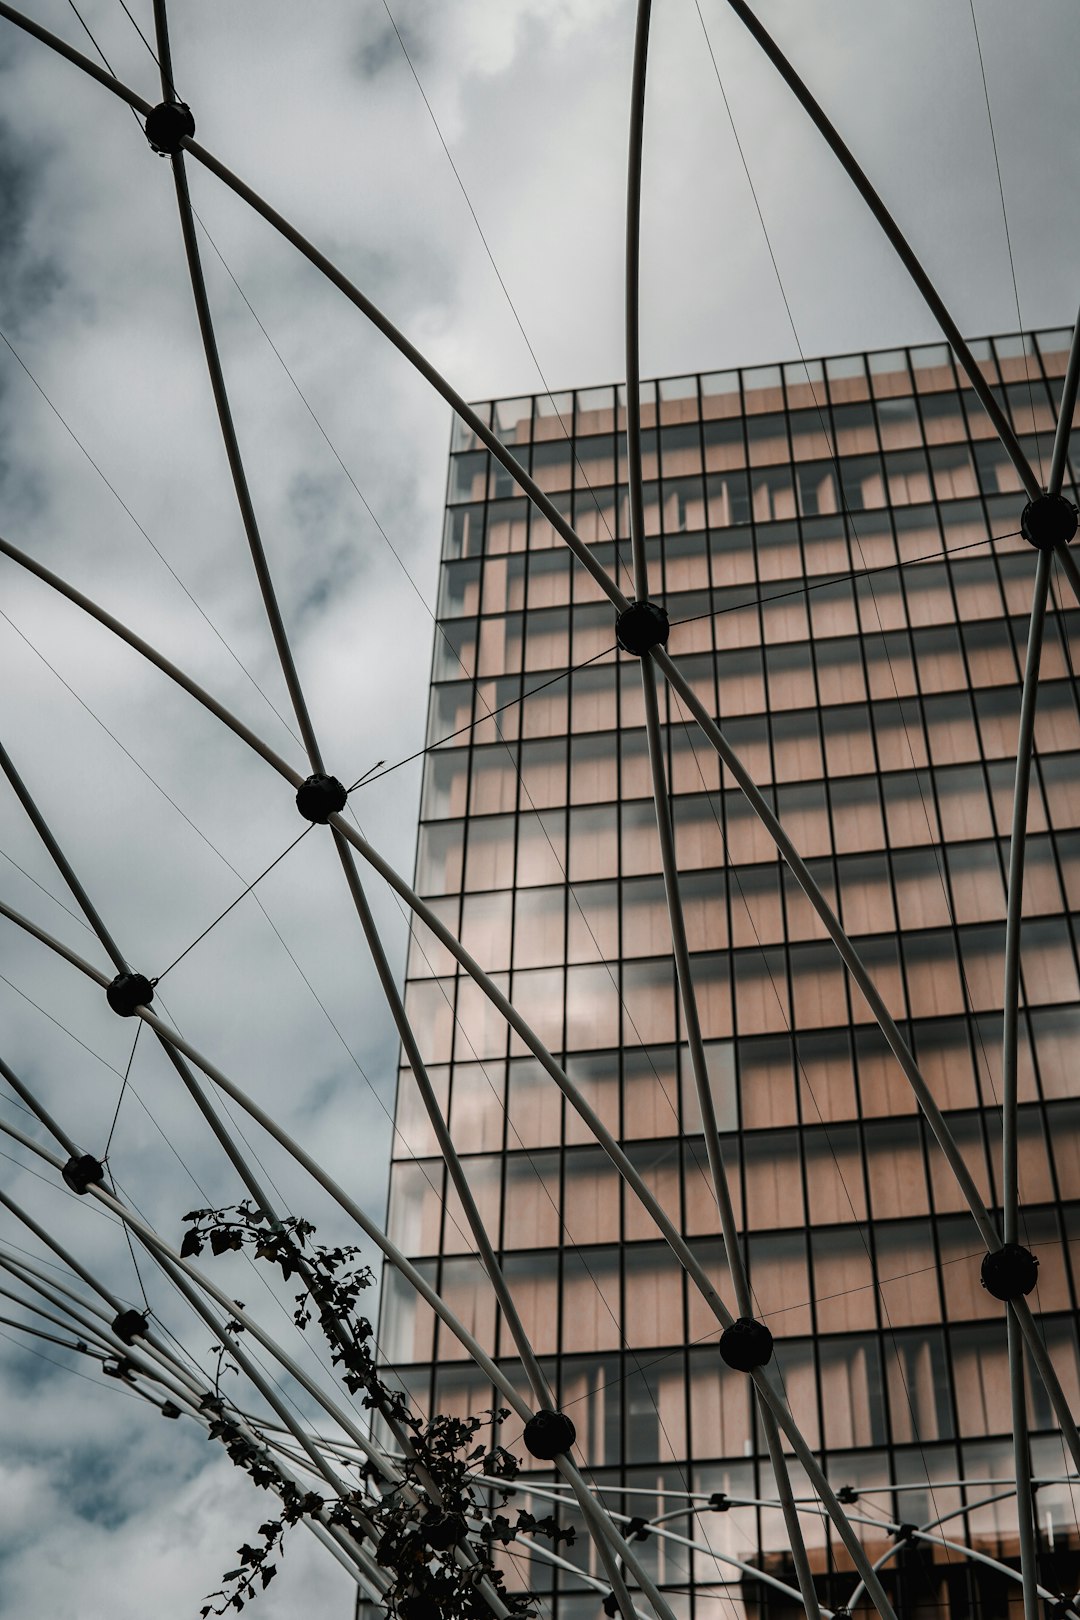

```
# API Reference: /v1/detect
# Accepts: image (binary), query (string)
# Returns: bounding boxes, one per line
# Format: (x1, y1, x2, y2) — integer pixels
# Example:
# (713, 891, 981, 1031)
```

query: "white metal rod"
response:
(1002, 548, 1051, 1245)
(0, 737, 127, 971)
(1010, 1296, 1080, 1475)
(1049, 301, 1080, 497)
(638, 658, 822, 1617)
(568, 1475, 647, 1620)
(624, 0, 652, 602)
(1055, 541, 1080, 618)
(718, 0, 1039, 499)
(652, 644, 1000, 1247)
(1008, 1308, 1039, 1620)
(0, 535, 304, 783)
(0, 1051, 77, 1157)
(329, 832, 555, 1412)
(0, 1180, 123, 1311)
(910, 1527, 1060, 1603)
(165, 143, 326, 773)
(745, 1371, 898, 1620)
(645, 1520, 832, 1613)
(486, 1476, 831, 1613)
(0, 3, 152, 114)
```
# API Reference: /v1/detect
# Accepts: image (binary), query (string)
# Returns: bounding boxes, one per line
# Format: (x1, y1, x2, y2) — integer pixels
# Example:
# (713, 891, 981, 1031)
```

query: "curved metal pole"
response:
(1008, 1307, 1039, 1620)
(1002, 549, 1051, 1243)
(998, 551, 1051, 1620)
(652, 645, 999, 1241)
(0, 738, 127, 970)
(329, 834, 556, 1416)
(717, 0, 1037, 499)
(1010, 1295, 1080, 1474)
(490, 1475, 834, 1614)
(164, 143, 326, 772)
(0, 1051, 77, 1157)
(1048, 302, 1080, 497)
(0, 2, 152, 115)
(639, 660, 823, 1618)
(1055, 540, 1080, 617)
(0, 535, 304, 785)
(624, 0, 652, 601)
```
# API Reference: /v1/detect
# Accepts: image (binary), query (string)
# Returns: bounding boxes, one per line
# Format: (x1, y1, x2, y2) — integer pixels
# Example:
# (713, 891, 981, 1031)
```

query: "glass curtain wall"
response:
(378, 330, 1080, 1618)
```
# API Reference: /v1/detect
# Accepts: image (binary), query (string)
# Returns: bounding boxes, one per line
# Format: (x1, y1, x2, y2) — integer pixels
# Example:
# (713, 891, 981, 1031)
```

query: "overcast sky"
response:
(0, 2, 1077, 1616)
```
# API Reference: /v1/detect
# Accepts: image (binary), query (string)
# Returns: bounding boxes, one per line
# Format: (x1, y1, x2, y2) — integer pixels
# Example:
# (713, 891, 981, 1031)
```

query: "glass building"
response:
(378, 330, 1080, 1617)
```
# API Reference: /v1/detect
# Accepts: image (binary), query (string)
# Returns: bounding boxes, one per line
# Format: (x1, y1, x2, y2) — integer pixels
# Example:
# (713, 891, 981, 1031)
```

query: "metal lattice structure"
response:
(0, 3, 1078, 1618)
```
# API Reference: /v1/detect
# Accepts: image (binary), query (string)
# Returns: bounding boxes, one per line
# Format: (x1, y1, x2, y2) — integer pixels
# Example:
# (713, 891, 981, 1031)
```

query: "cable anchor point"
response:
(144, 101, 195, 157)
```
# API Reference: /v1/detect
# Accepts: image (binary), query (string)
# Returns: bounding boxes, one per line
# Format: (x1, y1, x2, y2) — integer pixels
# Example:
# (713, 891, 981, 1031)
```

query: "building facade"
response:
(379, 331, 1080, 1616)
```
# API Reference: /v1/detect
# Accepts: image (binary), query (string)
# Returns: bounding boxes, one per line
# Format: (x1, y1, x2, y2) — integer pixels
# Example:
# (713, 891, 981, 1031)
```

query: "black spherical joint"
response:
(980, 1242, 1039, 1301)
(1020, 492, 1078, 551)
(523, 1407, 577, 1460)
(106, 971, 154, 1018)
(112, 1308, 149, 1346)
(602, 1594, 620, 1618)
(62, 1152, 105, 1195)
(615, 599, 670, 657)
(160, 1401, 181, 1420)
(144, 101, 195, 157)
(719, 1316, 774, 1372)
(295, 772, 348, 824)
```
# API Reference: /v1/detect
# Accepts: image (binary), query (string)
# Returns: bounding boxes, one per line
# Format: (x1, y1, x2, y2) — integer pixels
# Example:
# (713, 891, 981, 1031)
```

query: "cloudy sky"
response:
(0, 1, 1077, 1616)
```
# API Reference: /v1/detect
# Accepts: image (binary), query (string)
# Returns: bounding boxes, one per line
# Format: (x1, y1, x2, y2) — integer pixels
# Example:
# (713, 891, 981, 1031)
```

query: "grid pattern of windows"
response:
(381, 331, 1080, 1609)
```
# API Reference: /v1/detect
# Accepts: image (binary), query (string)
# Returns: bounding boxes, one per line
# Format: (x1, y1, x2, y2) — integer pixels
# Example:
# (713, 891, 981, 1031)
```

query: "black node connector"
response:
(103, 1356, 136, 1381)
(626, 1516, 650, 1541)
(144, 101, 195, 157)
(160, 1401, 181, 1420)
(833, 1609, 853, 1620)
(602, 1593, 620, 1618)
(1048, 1599, 1078, 1619)
(106, 970, 154, 1017)
(615, 598, 670, 656)
(719, 1315, 774, 1372)
(894, 1522, 918, 1544)
(62, 1152, 105, 1195)
(523, 1407, 577, 1460)
(295, 772, 348, 824)
(980, 1242, 1039, 1301)
(1020, 492, 1078, 551)
(708, 1491, 731, 1512)
(112, 1308, 149, 1346)
(836, 1484, 860, 1505)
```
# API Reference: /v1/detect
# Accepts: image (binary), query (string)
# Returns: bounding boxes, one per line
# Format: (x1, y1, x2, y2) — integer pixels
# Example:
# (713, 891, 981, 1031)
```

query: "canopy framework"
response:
(0, 5, 1076, 1620)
